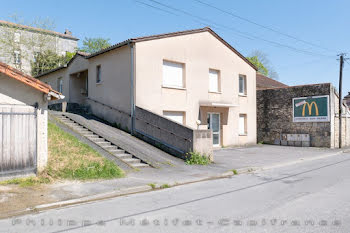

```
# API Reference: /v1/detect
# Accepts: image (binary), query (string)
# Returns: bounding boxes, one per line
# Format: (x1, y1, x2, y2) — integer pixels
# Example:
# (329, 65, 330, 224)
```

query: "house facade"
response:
(37, 27, 257, 148)
(0, 62, 62, 177)
(0, 20, 78, 75)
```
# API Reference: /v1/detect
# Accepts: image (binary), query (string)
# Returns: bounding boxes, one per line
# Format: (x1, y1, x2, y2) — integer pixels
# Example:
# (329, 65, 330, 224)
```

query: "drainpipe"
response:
(129, 42, 135, 135)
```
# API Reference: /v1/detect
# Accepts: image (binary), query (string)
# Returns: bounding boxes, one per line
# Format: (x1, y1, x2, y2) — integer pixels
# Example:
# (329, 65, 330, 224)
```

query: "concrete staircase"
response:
(56, 115, 150, 169)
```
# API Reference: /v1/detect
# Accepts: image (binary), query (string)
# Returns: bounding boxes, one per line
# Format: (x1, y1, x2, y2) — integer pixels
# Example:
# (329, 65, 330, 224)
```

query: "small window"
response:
(14, 32, 20, 43)
(96, 65, 101, 83)
(163, 111, 185, 125)
(14, 51, 21, 64)
(239, 75, 247, 95)
(57, 78, 63, 93)
(209, 69, 220, 92)
(239, 114, 247, 135)
(163, 60, 184, 88)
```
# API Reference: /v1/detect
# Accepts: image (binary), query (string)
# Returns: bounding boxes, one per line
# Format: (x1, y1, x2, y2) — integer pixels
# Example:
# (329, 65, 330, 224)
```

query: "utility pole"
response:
(338, 53, 347, 148)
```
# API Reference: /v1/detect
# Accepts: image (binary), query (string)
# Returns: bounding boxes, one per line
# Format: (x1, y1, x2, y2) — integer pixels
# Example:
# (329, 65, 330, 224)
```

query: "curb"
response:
(6, 149, 347, 219)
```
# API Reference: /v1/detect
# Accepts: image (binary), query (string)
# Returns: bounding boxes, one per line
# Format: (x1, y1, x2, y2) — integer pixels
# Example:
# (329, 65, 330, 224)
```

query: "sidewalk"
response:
(0, 145, 349, 219)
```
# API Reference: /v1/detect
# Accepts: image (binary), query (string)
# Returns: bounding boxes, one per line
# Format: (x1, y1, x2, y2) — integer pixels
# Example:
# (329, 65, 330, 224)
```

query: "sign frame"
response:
(292, 95, 330, 122)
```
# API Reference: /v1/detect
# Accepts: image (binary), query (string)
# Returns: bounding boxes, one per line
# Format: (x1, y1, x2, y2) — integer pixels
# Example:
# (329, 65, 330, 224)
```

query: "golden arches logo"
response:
(302, 101, 319, 116)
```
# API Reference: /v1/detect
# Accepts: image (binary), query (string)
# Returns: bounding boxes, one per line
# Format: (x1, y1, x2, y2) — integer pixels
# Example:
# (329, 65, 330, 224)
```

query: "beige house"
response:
(0, 62, 62, 177)
(37, 27, 257, 147)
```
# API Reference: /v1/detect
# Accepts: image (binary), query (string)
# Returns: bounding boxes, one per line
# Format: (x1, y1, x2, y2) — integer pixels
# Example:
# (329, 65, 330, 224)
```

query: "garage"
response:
(0, 62, 63, 178)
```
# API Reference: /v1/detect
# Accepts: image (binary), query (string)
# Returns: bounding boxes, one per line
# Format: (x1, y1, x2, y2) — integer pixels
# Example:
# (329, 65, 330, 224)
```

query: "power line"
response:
(193, 0, 336, 53)
(142, 0, 335, 58)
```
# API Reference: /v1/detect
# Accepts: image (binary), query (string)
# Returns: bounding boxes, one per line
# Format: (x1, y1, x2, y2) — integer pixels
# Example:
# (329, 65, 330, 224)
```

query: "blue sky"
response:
(2, 0, 350, 95)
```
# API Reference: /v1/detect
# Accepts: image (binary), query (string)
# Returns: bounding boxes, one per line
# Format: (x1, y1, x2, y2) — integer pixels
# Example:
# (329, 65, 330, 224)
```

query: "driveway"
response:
(213, 144, 344, 171)
(2, 152, 350, 232)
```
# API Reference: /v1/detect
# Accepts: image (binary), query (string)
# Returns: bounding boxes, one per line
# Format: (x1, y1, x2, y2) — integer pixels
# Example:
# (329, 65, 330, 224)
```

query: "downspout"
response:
(129, 41, 135, 135)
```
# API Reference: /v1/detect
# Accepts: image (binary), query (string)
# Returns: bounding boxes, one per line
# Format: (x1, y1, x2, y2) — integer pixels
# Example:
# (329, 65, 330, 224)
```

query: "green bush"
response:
(185, 151, 211, 165)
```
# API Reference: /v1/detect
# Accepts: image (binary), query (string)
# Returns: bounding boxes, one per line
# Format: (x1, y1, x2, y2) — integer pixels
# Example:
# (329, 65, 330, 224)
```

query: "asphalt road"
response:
(1, 153, 350, 233)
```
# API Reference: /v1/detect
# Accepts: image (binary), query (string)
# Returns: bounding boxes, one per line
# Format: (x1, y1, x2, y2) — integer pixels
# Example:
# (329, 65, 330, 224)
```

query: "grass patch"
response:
(148, 183, 156, 189)
(46, 122, 124, 180)
(160, 184, 170, 189)
(185, 151, 211, 165)
(2, 122, 124, 186)
(232, 169, 238, 175)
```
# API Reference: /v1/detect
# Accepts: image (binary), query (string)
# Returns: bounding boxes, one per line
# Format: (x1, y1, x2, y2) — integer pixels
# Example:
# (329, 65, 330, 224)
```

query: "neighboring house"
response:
(256, 73, 288, 90)
(343, 92, 350, 108)
(37, 27, 257, 148)
(0, 62, 63, 177)
(0, 20, 78, 75)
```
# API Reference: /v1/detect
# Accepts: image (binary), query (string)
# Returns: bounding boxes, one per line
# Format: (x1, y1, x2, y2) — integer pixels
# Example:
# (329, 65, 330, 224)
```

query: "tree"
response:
(79, 37, 111, 54)
(31, 50, 71, 76)
(246, 50, 279, 80)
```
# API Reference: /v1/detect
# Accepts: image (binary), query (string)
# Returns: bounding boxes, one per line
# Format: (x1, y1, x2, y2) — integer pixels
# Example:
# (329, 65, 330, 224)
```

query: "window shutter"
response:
(163, 61, 183, 88)
(209, 70, 219, 92)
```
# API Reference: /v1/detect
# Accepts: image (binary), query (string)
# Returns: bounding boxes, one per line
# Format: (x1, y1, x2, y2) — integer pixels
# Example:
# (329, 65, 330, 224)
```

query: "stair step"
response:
(115, 153, 132, 159)
(109, 149, 125, 154)
(122, 158, 141, 164)
(86, 135, 100, 139)
(101, 145, 118, 150)
(83, 133, 96, 137)
(96, 141, 111, 146)
(132, 163, 150, 168)
(90, 138, 106, 142)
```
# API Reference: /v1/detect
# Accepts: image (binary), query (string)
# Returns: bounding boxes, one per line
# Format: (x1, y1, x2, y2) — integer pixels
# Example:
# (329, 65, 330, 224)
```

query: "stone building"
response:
(257, 83, 350, 148)
(0, 20, 78, 75)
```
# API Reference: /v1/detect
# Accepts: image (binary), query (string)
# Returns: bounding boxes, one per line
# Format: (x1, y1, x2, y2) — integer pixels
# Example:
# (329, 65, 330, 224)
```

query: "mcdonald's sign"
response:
(293, 95, 329, 122)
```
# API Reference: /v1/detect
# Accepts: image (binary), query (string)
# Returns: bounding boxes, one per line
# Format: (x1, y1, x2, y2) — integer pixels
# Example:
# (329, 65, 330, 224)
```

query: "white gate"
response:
(0, 105, 37, 176)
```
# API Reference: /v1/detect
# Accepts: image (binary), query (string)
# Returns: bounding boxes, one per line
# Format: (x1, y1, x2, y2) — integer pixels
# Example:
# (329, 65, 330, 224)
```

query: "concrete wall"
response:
(0, 73, 49, 172)
(134, 31, 257, 147)
(0, 25, 77, 75)
(135, 106, 213, 159)
(257, 83, 332, 147)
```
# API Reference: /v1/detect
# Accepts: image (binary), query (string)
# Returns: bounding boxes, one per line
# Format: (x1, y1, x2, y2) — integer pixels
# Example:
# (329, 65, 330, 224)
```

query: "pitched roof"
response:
(35, 51, 90, 78)
(0, 62, 63, 100)
(256, 73, 288, 90)
(86, 27, 257, 70)
(0, 20, 79, 41)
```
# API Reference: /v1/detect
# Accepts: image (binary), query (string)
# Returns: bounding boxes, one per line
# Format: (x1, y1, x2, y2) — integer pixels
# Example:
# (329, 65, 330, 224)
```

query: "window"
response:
(239, 114, 247, 135)
(209, 69, 220, 92)
(96, 65, 101, 83)
(162, 60, 184, 88)
(57, 78, 63, 93)
(14, 32, 20, 43)
(163, 111, 185, 125)
(14, 51, 21, 64)
(239, 75, 247, 95)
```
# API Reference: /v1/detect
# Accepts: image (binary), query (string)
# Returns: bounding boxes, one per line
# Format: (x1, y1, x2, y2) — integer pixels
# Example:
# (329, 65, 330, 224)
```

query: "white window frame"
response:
(14, 32, 20, 43)
(239, 74, 247, 96)
(14, 51, 21, 64)
(239, 114, 247, 136)
(209, 69, 220, 93)
(163, 111, 185, 125)
(96, 65, 102, 84)
(162, 60, 185, 89)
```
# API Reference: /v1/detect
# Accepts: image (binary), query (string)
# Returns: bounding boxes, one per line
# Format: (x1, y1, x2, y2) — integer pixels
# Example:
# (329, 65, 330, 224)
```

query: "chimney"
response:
(64, 29, 72, 36)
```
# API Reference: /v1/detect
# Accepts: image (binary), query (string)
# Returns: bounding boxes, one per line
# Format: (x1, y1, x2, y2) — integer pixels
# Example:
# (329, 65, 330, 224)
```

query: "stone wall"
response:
(257, 83, 332, 147)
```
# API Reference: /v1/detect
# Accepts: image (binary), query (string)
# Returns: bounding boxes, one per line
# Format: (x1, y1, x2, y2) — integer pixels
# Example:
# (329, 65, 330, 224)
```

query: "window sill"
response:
(208, 91, 222, 94)
(96, 81, 103, 85)
(238, 94, 247, 97)
(239, 134, 248, 136)
(162, 85, 186, 91)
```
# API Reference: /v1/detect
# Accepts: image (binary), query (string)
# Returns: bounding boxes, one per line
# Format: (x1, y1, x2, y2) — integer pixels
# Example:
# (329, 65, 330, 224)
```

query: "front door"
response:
(207, 113, 220, 146)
